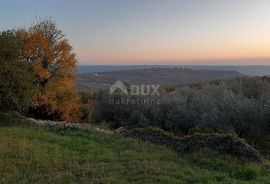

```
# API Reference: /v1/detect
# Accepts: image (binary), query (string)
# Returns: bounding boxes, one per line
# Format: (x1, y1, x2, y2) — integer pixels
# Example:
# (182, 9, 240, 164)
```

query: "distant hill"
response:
(77, 67, 243, 91)
(77, 65, 270, 76)
(184, 65, 270, 76)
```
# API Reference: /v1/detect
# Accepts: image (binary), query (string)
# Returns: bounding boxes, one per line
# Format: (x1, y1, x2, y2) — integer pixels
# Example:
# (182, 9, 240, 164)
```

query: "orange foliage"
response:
(17, 19, 81, 122)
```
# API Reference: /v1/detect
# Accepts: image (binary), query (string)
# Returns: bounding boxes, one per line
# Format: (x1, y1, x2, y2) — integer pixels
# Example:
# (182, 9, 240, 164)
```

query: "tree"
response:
(0, 31, 37, 113)
(17, 19, 81, 122)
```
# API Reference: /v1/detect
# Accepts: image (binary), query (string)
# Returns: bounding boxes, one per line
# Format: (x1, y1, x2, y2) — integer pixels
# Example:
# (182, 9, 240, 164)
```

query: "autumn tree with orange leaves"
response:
(17, 19, 81, 122)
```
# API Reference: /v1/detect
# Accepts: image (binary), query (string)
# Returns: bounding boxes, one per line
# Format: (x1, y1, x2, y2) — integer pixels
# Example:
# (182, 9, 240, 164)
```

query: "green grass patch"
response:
(0, 126, 270, 184)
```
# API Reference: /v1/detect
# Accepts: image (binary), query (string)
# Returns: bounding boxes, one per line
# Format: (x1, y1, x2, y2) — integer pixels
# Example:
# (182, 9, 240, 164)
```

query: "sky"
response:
(1, 0, 270, 65)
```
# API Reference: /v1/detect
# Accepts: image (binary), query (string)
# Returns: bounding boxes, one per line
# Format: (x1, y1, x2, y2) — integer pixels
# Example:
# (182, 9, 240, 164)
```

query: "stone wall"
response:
(124, 127, 264, 162)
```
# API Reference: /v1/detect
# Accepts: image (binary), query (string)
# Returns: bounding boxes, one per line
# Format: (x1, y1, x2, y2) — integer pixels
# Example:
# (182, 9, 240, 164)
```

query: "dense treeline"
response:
(0, 19, 81, 122)
(92, 77, 270, 143)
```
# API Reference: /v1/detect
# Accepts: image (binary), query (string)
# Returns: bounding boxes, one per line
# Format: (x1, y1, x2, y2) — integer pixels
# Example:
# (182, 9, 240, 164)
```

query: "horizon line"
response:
(77, 64, 270, 66)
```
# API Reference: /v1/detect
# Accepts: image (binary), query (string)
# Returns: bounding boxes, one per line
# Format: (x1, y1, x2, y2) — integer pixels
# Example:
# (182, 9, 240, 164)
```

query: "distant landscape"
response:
(77, 67, 244, 91)
(77, 65, 270, 76)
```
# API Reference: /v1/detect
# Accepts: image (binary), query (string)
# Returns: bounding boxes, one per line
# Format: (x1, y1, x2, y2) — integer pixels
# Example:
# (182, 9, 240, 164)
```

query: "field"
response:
(1, 124, 270, 184)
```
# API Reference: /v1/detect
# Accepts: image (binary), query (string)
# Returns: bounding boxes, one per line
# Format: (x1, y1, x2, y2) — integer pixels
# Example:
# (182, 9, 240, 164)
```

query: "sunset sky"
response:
(1, 0, 270, 65)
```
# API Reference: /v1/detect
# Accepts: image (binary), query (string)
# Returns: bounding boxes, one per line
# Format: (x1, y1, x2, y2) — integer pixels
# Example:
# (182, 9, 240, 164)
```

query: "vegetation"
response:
(92, 77, 270, 146)
(0, 123, 270, 184)
(17, 19, 81, 122)
(0, 19, 81, 122)
(0, 31, 37, 113)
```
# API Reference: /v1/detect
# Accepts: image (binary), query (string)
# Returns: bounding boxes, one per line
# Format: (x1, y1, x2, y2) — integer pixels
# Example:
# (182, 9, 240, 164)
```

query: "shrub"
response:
(92, 77, 270, 144)
(0, 31, 37, 113)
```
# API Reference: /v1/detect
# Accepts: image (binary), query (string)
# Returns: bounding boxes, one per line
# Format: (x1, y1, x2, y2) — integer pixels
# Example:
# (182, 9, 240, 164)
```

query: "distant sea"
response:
(77, 65, 270, 76)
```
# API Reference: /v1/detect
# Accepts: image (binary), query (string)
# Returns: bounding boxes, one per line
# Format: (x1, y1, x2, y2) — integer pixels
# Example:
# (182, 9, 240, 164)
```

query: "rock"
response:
(26, 118, 89, 129)
(27, 117, 114, 135)
(124, 127, 264, 162)
(115, 127, 127, 134)
(94, 127, 113, 134)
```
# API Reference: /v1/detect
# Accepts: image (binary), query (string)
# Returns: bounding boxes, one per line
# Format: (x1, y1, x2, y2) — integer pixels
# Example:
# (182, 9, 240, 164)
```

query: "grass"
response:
(0, 125, 270, 184)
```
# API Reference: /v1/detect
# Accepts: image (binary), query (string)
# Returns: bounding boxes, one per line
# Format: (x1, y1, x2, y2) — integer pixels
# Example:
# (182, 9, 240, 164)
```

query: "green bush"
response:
(93, 77, 270, 144)
(0, 31, 37, 113)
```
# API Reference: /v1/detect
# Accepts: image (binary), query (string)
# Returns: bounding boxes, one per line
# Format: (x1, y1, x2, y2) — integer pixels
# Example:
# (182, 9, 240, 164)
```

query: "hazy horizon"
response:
(76, 65, 270, 76)
(1, 0, 270, 65)
(77, 63, 270, 66)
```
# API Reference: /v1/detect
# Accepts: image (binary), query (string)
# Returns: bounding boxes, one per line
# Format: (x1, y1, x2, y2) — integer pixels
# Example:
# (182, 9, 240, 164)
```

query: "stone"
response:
(115, 127, 127, 134)
(124, 127, 264, 162)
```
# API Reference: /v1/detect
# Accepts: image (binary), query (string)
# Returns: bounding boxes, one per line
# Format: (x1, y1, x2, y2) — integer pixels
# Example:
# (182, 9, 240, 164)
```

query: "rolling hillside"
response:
(77, 68, 243, 91)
